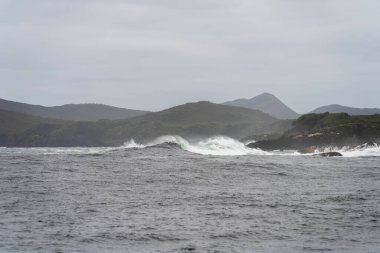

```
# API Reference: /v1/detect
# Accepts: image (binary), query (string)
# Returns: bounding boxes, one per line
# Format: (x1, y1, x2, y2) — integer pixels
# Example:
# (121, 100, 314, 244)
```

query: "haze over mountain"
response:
(223, 93, 300, 119)
(311, 104, 380, 115)
(0, 102, 292, 147)
(0, 98, 149, 121)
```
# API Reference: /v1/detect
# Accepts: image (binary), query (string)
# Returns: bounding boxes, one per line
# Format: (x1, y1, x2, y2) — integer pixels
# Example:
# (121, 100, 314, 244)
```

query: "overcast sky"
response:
(1, 0, 380, 113)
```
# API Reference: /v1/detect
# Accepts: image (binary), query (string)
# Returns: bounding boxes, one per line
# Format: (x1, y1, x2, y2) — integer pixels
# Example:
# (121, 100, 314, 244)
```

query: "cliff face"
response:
(248, 113, 380, 152)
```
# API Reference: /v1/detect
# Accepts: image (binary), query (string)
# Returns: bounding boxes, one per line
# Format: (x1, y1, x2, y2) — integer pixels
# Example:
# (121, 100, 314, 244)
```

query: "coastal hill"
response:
(311, 104, 380, 115)
(223, 93, 300, 119)
(106, 101, 292, 143)
(0, 102, 292, 147)
(248, 112, 380, 152)
(0, 98, 149, 121)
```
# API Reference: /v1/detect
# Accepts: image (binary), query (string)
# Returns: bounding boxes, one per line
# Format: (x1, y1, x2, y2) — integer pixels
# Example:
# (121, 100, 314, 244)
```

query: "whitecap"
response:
(122, 135, 268, 156)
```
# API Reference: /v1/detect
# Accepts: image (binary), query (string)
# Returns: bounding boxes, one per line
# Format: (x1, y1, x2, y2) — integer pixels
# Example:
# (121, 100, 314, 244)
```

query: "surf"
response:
(123, 135, 269, 156)
(122, 136, 380, 157)
(324, 143, 380, 157)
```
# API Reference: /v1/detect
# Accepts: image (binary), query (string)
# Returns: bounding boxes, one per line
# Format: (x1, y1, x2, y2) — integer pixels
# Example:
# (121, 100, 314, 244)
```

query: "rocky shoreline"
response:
(248, 113, 380, 153)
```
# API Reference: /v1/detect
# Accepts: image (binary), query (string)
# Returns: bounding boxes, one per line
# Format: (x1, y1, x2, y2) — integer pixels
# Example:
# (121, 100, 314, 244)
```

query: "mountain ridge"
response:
(0, 98, 149, 121)
(311, 104, 380, 115)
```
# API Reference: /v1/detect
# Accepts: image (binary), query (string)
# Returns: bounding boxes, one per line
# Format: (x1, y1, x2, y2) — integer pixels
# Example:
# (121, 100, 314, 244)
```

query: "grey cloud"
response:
(0, 0, 379, 112)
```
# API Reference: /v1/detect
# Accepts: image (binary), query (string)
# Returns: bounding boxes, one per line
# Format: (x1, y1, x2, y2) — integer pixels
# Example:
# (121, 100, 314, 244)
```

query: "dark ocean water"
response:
(0, 142, 380, 253)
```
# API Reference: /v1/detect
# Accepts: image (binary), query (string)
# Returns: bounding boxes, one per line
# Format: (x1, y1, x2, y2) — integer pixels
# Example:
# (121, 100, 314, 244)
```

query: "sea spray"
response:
(311, 143, 380, 157)
(339, 143, 380, 157)
(122, 136, 380, 157)
(123, 135, 268, 156)
(123, 139, 146, 149)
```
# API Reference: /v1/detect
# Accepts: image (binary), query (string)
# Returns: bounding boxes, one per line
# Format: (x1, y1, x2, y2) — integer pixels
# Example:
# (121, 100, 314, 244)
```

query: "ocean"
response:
(1, 136, 380, 253)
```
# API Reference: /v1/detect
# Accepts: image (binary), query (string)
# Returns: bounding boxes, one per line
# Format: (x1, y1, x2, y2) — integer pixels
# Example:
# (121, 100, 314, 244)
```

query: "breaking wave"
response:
(123, 135, 269, 156)
(2, 137, 378, 157)
(123, 136, 380, 157)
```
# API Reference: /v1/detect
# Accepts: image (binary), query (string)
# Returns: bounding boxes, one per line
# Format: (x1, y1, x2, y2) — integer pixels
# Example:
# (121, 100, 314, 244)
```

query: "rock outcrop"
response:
(314, 152, 343, 157)
(248, 113, 380, 153)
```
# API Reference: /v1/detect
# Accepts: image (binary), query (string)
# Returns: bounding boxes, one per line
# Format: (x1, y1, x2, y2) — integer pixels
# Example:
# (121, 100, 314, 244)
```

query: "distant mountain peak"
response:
(222, 93, 300, 119)
(255, 92, 275, 98)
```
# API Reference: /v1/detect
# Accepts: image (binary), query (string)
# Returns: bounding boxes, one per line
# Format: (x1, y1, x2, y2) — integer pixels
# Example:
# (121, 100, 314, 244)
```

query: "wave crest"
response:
(123, 137, 380, 157)
(123, 135, 268, 156)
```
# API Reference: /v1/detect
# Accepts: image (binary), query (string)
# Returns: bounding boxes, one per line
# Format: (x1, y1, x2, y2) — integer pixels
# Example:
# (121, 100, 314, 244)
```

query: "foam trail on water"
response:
(339, 143, 380, 157)
(123, 135, 268, 156)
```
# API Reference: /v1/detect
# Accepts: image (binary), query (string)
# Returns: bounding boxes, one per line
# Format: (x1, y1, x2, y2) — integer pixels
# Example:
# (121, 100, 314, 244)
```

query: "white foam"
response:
(122, 139, 146, 149)
(123, 135, 268, 156)
(310, 143, 380, 157)
(122, 136, 380, 157)
(3, 138, 378, 158)
(339, 144, 380, 157)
